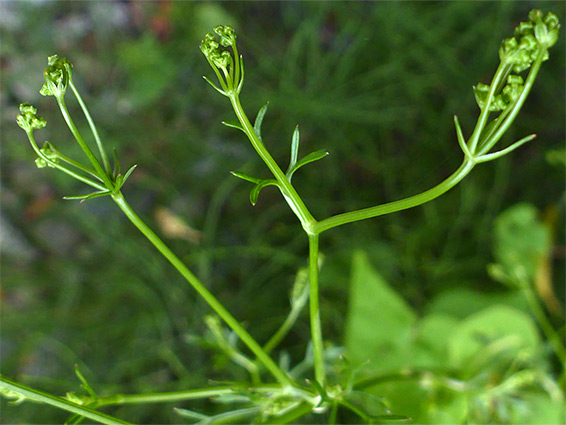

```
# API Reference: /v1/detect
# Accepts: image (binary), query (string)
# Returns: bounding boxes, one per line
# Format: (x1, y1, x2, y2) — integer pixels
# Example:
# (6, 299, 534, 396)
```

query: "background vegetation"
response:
(1, 1, 564, 423)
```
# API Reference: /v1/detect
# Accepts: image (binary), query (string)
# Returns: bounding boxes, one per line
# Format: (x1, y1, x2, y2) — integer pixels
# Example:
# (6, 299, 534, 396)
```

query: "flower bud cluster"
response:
(40, 55, 73, 98)
(200, 26, 236, 70)
(35, 142, 59, 168)
(499, 10, 559, 72)
(474, 75, 524, 112)
(16, 103, 47, 133)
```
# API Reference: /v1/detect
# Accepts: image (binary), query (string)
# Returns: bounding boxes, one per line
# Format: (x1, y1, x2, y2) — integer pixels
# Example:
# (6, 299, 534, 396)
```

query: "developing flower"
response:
(40, 55, 73, 97)
(473, 75, 525, 112)
(35, 141, 60, 169)
(16, 103, 47, 133)
(499, 10, 558, 73)
(214, 25, 236, 47)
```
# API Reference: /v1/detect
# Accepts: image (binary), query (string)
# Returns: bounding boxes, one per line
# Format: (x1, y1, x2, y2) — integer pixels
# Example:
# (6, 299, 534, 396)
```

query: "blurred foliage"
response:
(1, 1, 564, 423)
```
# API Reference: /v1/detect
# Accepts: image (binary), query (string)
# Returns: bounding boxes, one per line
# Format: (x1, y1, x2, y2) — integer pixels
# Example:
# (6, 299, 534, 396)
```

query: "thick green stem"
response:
(0, 376, 130, 425)
(110, 192, 293, 388)
(313, 160, 475, 234)
(229, 94, 317, 233)
(308, 233, 326, 386)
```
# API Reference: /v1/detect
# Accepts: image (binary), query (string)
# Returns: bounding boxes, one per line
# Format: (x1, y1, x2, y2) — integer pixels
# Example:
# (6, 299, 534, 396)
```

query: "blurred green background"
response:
(1, 1, 564, 423)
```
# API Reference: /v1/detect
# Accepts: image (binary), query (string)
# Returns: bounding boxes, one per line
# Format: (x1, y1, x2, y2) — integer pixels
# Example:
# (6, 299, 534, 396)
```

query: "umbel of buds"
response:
(499, 9, 559, 73)
(40, 55, 73, 98)
(16, 103, 46, 134)
(200, 25, 243, 96)
(474, 75, 524, 112)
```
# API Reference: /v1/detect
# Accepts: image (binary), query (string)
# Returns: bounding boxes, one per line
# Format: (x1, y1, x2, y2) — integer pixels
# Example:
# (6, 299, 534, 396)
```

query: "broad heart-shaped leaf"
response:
(491, 203, 551, 286)
(253, 102, 269, 140)
(344, 251, 416, 371)
(63, 190, 112, 202)
(286, 149, 329, 180)
(448, 305, 540, 371)
(249, 179, 279, 206)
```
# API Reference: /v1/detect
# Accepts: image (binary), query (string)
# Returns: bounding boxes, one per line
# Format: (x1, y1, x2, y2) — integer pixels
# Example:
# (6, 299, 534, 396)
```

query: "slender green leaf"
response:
(203, 76, 227, 96)
(112, 148, 120, 179)
(254, 102, 269, 139)
(221, 120, 244, 132)
(287, 125, 300, 175)
(174, 407, 209, 421)
(63, 190, 112, 202)
(119, 164, 138, 188)
(287, 149, 329, 179)
(230, 171, 261, 184)
(250, 180, 279, 206)
(74, 365, 97, 398)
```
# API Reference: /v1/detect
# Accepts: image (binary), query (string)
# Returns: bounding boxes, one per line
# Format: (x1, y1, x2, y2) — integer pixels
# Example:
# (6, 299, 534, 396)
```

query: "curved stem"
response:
(262, 281, 309, 355)
(69, 80, 112, 175)
(313, 160, 475, 234)
(26, 131, 106, 191)
(229, 94, 317, 233)
(0, 376, 130, 425)
(308, 233, 325, 386)
(110, 191, 293, 388)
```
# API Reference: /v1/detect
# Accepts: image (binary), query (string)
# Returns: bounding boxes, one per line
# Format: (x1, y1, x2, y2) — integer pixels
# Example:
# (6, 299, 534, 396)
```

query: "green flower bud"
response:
(40, 55, 73, 97)
(530, 10, 560, 48)
(501, 74, 524, 105)
(200, 32, 219, 57)
(474, 83, 504, 112)
(474, 74, 524, 112)
(214, 25, 236, 47)
(35, 141, 60, 169)
(16, 103, 47, 133)
(499, 11, 559, 73)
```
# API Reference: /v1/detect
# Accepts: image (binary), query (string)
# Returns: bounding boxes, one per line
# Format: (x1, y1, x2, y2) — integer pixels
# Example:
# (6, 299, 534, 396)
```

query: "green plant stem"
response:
(308, 233, 326, 386)
(95, 386, 248, 407)
(477, 50, 546, 156)
(56, 94, 114, 189)
(229, 94, 316, 232)
(0, 376, 131, 425)
(468, 62, 509, 154)
(267, 401, 315, 425)
(522, 285, 566, 374)
(110, 191, 293, 388)
(69, 79, 112, 175)
(313, 159, 475, 234)
(263, 282, 309, 355)
(26, 131, 106, 191)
